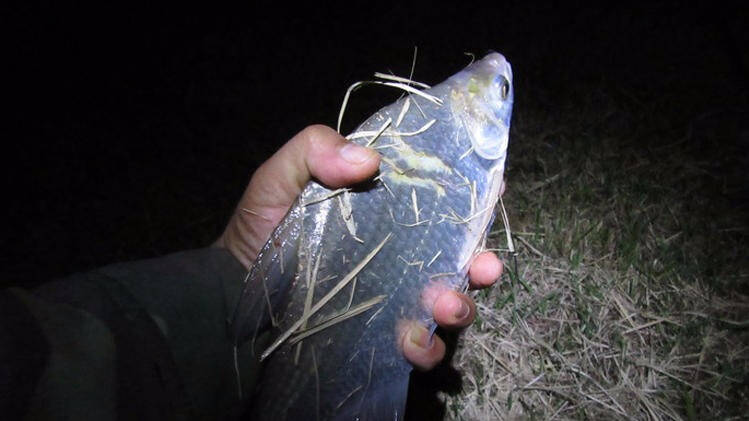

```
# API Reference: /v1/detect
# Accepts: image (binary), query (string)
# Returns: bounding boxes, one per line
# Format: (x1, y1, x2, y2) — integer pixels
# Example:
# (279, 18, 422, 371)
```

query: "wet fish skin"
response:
(232, 52, 513, 420)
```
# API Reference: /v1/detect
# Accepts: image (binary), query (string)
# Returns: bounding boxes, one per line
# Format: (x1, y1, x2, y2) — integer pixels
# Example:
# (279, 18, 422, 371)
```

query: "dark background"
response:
(4, 2, 747, 287)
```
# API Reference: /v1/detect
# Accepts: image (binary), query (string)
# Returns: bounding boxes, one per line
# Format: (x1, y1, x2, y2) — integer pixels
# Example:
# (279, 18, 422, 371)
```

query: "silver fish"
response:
(232, 52, 513, 420)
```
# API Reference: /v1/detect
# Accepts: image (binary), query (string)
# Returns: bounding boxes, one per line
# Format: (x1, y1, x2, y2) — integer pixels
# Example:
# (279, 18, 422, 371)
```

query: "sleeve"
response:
(0, 247, 258, 421)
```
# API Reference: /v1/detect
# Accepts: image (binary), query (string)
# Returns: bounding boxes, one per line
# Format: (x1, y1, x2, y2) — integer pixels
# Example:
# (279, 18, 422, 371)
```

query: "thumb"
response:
(216, 125, 380, 267)
(249, 125, 380, 210)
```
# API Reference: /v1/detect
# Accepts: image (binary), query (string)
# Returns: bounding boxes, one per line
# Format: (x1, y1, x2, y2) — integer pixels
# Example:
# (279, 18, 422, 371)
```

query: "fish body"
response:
(232, 52, 513, 420)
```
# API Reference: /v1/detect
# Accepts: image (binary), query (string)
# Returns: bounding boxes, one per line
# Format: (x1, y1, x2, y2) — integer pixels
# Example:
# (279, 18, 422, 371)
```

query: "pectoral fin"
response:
(230, 203, 304, 346)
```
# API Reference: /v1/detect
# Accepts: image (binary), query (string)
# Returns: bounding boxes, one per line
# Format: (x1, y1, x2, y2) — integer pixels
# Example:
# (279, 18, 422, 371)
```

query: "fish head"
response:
(449, 52, 513, 161)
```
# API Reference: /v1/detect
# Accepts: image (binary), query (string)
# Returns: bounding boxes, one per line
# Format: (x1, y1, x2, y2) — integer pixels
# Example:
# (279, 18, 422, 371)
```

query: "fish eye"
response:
(496, 75, 510, 100)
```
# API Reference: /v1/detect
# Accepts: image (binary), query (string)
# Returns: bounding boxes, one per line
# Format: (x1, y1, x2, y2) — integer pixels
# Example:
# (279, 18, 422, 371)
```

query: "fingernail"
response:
(454, 298, 470, 320)
(339, 143, 374, 164)
(408, 325, 429, 349)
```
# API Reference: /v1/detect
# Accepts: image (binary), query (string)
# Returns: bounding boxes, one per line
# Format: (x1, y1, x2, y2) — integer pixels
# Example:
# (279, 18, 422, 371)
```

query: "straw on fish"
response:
(288, 294, 387, 345)
(260, 233, 392, 361)
(346, 119, 436, 141)
(337, 81, 442, 133)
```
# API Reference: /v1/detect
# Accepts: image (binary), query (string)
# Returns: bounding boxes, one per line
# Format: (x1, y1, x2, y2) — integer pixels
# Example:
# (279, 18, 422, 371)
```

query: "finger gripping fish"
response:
(232, 52, 513, 420)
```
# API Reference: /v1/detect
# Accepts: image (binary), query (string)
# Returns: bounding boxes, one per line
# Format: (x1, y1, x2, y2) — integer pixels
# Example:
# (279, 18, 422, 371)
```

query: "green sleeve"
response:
(1, 247, 261, 420)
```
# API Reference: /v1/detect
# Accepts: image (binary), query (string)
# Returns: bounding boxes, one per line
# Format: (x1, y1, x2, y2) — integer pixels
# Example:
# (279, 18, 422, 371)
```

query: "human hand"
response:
(215, 125, 503, 370)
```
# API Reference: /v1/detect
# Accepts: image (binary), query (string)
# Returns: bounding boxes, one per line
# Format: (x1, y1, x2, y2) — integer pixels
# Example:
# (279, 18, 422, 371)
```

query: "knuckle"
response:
(299, 124, 338, 149)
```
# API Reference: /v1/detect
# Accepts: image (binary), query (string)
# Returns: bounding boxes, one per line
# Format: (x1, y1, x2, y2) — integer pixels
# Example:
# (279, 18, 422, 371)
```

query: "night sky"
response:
(4, 3, 747, 287)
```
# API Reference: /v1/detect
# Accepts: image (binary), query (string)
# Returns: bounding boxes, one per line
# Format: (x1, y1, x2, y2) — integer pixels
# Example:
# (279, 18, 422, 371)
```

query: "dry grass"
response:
(445, 79, 749, 420)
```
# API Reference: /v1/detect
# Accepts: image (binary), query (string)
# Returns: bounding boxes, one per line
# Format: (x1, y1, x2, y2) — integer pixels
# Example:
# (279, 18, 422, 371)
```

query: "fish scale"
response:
(232, 52, 513, 420)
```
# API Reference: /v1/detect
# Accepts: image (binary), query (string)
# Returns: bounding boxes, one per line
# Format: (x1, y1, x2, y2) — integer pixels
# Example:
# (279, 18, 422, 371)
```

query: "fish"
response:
(231, 51, 513, 420)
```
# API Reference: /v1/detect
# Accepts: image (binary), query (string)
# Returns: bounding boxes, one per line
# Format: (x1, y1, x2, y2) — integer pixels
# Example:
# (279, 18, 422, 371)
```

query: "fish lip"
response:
(480, 50, 513, 80)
